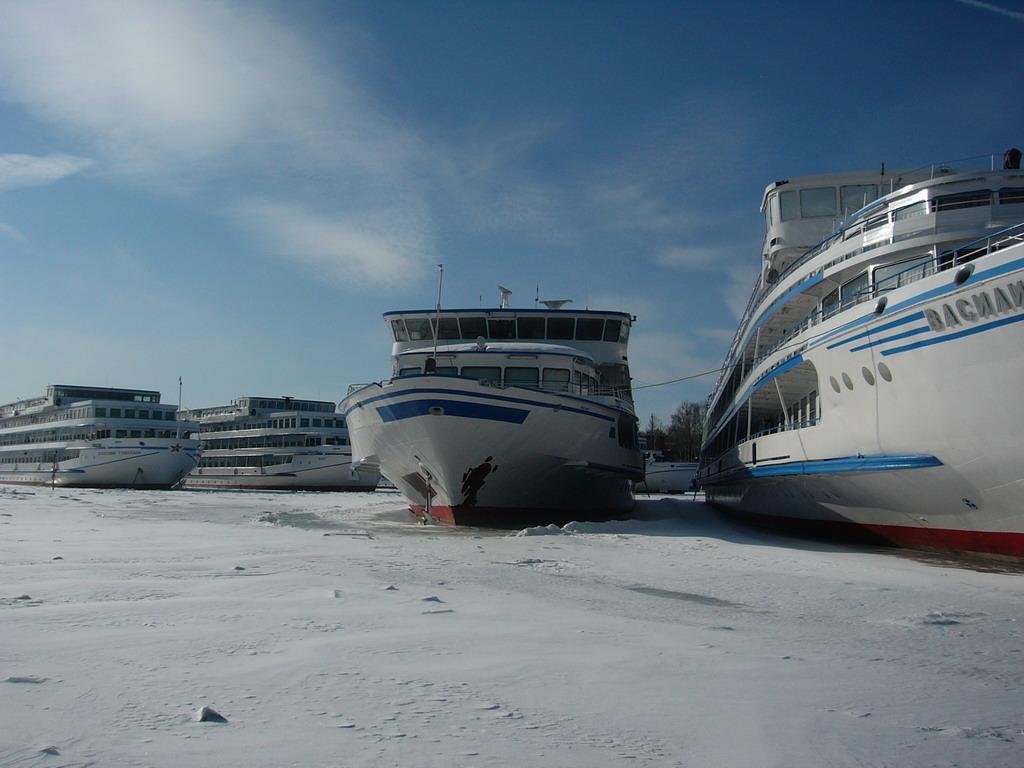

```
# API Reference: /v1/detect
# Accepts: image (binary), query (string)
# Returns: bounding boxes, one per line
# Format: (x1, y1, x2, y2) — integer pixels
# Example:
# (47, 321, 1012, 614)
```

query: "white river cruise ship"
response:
(0, 384, 201, 489)
(699, 153, 1024, 559)
(180, 396, 379, 491)
(341, 292, 643, 527)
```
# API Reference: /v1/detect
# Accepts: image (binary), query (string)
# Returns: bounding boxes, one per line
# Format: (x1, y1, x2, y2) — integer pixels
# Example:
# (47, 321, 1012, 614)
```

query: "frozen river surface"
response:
(2, 487, 1023, 767)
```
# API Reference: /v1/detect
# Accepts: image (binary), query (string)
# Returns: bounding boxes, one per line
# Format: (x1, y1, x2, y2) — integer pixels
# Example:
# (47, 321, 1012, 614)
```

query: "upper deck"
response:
(0, 385, 164, 419)
(182, 396, 337, 424)
(384, 307, 633, 367)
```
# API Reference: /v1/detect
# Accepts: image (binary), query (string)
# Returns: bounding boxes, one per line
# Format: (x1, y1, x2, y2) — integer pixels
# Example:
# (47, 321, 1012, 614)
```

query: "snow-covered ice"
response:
(2, 487, 1022, 767)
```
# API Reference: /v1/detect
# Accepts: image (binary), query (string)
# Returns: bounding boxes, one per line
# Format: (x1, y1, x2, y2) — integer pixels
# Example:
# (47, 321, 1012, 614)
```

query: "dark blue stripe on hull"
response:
(376, 398, 530, 424)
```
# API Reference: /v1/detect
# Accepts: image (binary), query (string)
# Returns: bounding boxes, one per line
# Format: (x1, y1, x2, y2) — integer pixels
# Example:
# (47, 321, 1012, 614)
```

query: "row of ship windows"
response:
(238, 400, 334, 413)
(2, 407, 178, 429)
(200, 417, 346, 433)
(198, 456, 294, 468)
(0, 451, 79, 464)
(767, 185, 1024, 227)
(203, 436, 349, 449)
(0, 429, 181, 446)
(391, 316, 627, 344)
(399, 365, 600, 393)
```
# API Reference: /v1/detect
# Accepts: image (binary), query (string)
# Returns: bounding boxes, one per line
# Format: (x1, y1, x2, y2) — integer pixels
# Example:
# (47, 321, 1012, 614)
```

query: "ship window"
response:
(432, 317, 460, 339)
(840, 185, 878, 217)
(542, 368, 570, 391)
(138, 410, 149, 419)
(95, 408, 106, 417)
(998, 188, 1024, 205)
(109, 408, 121, 417)
(300, 419, 309, 427)
(801, 187, 837, 218)
(458, 316, 487, 339)
(390, 319, 409, 342)
(505, 367, 539, 387)
(780, 190, 798, 221)
(821, 287, 840, 318)
(873, 254, 933, 291)
(841, 271, 870, 307)
(398, 366, 421, 377)
(405, 318, 433, 341)
(517, 316, 546, 339)
(931, 191, 992, 212)
(616, 413, 638, 449)
(124, 409, 136, 418)
(546, 317, 574, 339)
(575, 318, 604, 340)
(893, 201, 928, 221)
(487, 318, 515, 339)
(603, 319, 623, 342)
(166, 412, 176, 420)
(461, 366, 501, 383)
(116, 430, 127, 437)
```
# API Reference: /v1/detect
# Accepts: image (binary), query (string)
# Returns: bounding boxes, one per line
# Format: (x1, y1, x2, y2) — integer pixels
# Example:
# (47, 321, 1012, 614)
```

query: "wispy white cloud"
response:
(656, 246, 724, 270)
(953, 0, 1024, 22)
(0, 0, 433, 293)
(0, 153, 93, 190)
(0, 220, 27, 242)
(228, 198, 427, 289)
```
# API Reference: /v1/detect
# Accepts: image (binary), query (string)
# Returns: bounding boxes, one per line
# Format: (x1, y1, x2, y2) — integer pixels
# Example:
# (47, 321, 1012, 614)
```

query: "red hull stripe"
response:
(719, 506, 1024, 559)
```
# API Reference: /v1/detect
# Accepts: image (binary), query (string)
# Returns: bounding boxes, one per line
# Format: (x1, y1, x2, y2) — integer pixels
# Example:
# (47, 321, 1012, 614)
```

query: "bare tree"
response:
(666, 401, 703, 461)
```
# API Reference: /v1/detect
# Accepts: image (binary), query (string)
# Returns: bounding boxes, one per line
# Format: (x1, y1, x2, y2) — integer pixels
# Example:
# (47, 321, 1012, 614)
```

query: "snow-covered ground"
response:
(2, 487, 1022, 767)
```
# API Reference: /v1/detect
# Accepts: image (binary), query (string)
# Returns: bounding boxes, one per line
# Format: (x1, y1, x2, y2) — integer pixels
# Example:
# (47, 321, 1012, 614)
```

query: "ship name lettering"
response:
(924, 279, 1024, 332)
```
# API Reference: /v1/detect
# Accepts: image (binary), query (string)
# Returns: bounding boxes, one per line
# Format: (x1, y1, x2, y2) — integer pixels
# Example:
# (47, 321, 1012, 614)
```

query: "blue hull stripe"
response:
(848, 323, 931, 352)
(377, 398, 530, 424)
(348, 384, 619, 423)
(825, 311, 925, 350)
(881, 309, 1024, 356)
(705, 454, 942, 483)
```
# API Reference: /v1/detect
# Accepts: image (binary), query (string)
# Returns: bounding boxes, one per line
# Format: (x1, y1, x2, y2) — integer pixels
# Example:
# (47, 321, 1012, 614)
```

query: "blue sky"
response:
(1, 0, 1022, 425)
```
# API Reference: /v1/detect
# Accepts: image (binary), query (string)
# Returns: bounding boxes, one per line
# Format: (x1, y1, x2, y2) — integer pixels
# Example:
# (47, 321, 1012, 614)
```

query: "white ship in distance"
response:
(180, 395, 379, 491)
(0, 384, 201, 488)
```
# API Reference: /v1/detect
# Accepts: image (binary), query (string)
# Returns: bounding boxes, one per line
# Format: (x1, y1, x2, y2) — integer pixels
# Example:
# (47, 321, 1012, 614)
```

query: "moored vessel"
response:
(179, 396, 379, 491)
(0, 384, 201, 489)
(698, 153, 1024, 558)
(341, 290, 644, 527)
(636, 453, 698, 494)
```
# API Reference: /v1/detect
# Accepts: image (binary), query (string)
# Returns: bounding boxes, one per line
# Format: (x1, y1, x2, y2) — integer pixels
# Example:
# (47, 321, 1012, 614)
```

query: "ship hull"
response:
(182, 455, 379, 492)
(702, 239, 1024, 558)
(0, 438, 202, 489)
(343, 375, 643, 528)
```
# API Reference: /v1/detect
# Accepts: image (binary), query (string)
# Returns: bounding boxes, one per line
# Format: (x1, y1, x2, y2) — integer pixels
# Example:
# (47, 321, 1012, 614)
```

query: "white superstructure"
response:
(341, 299, 643, 527)
(180, 396, 379, 491)
(0, 384, 201, 488)
(699, 154, 1024, 558)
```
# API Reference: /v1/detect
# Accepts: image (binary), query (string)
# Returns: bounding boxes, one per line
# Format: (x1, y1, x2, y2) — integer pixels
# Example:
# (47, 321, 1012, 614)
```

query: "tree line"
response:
(642, 400, 703, 462)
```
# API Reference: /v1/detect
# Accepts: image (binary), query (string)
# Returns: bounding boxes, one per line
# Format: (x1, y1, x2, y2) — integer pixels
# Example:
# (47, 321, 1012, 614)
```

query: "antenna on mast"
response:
(432, 264, 444, 359)
(498, 285, 512, 309)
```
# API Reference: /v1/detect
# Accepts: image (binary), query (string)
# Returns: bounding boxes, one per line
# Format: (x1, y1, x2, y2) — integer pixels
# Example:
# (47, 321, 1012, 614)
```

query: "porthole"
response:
(861, 366, 875, 386)
(877, 362, 893, 382)
(842, 372, 854, 390)
(830, 376, 841, 393)
(428, 406, 444, 416)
